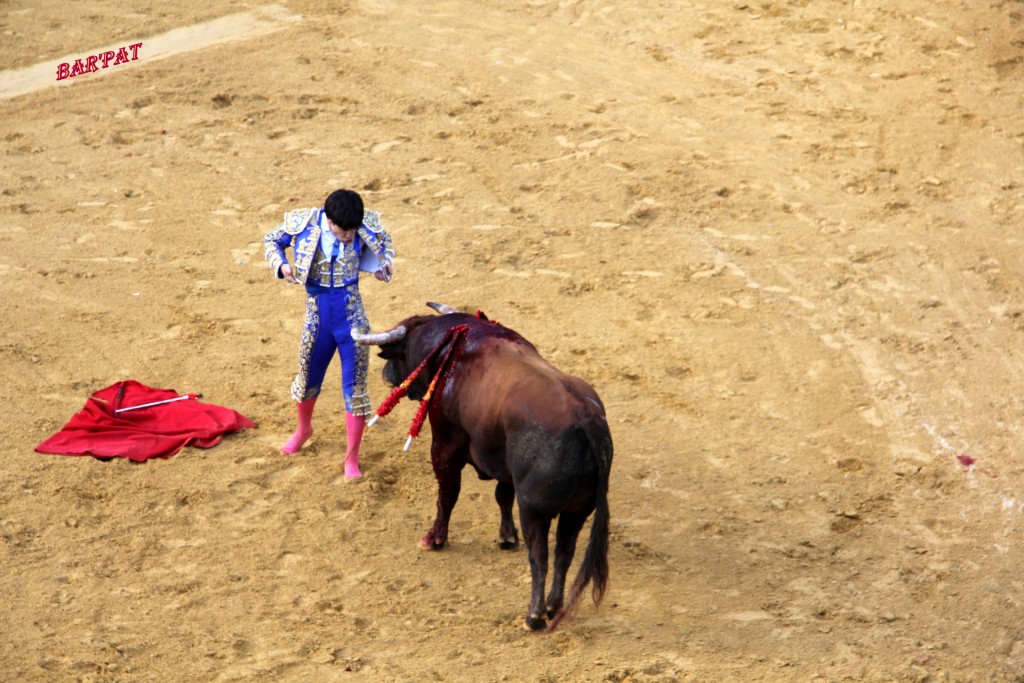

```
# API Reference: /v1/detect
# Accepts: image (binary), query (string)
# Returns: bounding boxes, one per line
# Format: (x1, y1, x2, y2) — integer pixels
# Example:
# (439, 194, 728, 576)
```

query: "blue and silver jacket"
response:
(263, 208, 394, 288)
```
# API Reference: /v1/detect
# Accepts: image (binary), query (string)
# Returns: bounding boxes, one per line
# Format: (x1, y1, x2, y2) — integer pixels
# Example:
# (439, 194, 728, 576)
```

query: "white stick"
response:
(403, 435, 414, 451)
(367, 414, 380, 428)
(115, 394, 200, 413)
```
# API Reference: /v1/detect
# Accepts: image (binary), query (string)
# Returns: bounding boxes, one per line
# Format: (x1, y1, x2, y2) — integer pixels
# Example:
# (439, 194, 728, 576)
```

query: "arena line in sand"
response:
(0, 4, 301, 101)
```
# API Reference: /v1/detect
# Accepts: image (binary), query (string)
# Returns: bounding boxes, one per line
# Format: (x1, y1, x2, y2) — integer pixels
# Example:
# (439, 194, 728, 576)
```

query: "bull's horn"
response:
(426, 301, 460, 315)
(351, 325, 407, 345)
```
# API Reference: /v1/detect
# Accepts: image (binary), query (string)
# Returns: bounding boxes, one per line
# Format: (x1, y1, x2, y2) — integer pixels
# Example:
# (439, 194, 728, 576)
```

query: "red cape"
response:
(35, 380, 256, 462)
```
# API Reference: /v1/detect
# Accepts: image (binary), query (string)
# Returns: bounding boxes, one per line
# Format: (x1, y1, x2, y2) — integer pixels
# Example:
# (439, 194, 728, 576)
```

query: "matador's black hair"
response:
(324, 189, 364, 230)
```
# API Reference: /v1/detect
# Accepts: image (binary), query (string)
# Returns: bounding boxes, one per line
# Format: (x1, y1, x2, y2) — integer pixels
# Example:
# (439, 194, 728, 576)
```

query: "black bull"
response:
(353, 307, 613, 631)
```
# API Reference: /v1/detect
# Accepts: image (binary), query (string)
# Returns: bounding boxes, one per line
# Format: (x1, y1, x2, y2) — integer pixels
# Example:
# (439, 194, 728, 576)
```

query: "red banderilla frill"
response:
(367, 324, 469, 451)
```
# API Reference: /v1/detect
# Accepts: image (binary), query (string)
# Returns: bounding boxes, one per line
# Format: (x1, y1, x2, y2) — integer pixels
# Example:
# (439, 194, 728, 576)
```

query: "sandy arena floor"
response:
(2, 1, 1023, 681)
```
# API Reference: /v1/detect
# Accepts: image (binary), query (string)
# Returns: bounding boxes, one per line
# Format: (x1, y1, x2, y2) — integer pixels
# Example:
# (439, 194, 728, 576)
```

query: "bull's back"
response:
(457, 337, 608, 514)
(458, 336, 602, 432)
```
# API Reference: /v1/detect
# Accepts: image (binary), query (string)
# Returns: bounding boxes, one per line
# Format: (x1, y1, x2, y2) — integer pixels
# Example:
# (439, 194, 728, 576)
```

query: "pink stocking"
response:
(281, 398, 316, 455)
(344, 412, 366, 479)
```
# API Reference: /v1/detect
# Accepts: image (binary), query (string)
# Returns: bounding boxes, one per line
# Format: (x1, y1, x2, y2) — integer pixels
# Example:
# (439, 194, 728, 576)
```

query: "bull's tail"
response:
(547, 413, 613, 632)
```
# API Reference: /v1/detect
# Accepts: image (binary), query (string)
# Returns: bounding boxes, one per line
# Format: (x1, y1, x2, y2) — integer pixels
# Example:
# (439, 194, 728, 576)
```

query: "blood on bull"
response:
(353, 302, 613, 631)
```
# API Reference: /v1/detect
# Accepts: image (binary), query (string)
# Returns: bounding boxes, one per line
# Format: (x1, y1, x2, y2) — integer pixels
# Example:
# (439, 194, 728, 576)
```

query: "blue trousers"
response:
(290, 286, 371, 415)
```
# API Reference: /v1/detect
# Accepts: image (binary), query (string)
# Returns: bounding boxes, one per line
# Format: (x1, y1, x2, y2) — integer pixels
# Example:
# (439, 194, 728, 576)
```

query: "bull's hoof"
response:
(545, 603, 562, 619)
(498, 536, 519, 550)
(523, 614, 547, 631)
(420, 535, 446, 550)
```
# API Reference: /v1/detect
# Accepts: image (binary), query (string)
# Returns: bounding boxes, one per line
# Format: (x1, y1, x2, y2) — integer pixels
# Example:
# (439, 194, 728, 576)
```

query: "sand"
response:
(2, 1, 1023, 680)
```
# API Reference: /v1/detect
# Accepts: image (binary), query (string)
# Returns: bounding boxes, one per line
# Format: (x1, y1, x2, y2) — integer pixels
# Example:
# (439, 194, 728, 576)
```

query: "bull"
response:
(353, 303, 613, 631)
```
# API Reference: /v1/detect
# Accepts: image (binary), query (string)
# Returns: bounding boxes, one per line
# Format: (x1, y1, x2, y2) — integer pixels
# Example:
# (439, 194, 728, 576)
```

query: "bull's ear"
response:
(377, 346, 405, 359)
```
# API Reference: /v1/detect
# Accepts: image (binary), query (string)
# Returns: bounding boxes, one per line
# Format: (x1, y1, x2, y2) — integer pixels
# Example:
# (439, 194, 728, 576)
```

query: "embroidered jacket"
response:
(264, 208, 394, 286)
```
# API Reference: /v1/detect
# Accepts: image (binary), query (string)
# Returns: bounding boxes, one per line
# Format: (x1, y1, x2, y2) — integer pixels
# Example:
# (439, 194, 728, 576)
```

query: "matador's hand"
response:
(281, 263, 299, 284)
(374, 263, 393, 282)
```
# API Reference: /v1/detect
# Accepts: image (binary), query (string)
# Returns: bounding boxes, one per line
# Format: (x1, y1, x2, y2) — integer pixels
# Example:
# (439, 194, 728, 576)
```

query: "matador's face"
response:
(326, 217, 357, 244)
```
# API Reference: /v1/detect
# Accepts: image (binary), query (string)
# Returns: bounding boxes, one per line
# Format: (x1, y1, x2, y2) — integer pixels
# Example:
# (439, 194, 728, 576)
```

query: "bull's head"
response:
(352, 302, 461, 400)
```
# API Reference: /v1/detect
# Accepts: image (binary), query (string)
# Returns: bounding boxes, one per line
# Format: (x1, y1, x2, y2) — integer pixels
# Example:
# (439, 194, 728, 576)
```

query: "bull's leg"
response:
(545, 510, 587, 618)
(421, 434, 468, 550)
(519, 507, 552, 630)
(495, 481, 519, 550)
(421, 467, 462, 549)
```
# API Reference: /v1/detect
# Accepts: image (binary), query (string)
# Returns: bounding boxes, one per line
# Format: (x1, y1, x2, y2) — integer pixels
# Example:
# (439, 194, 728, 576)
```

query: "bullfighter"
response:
(263, 188, 395, 479)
